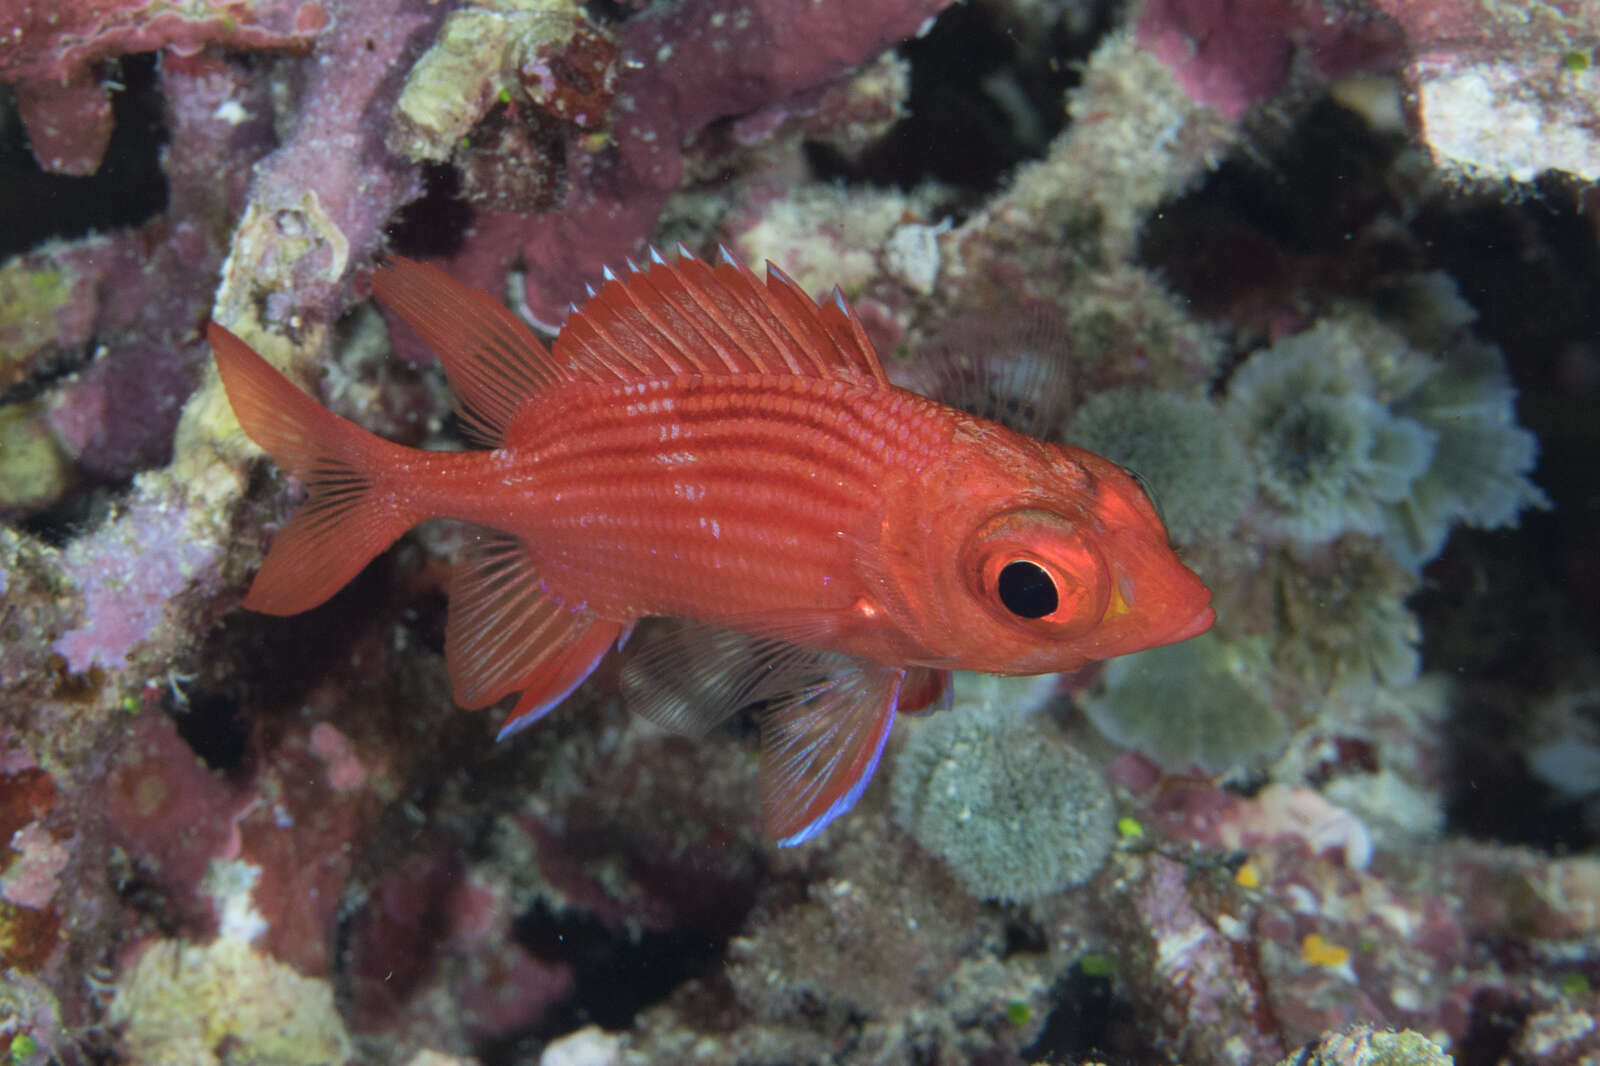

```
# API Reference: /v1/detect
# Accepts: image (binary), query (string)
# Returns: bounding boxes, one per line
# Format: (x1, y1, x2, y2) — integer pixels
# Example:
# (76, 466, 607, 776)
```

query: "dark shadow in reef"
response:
(384, 162, 474, 259)
(1023, 960, 1132, 1065)
(508, 900, 724, 1037)
(807, 0, 1112, 209)
(0, 53, 170, 258)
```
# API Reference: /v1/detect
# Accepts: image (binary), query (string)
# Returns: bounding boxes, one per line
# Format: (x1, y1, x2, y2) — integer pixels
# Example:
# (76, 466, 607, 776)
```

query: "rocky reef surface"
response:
(1, 0, 1597, 1064)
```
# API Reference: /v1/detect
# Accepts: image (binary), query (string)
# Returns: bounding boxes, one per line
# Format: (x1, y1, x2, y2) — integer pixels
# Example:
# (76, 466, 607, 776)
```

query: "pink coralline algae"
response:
(47, 343, 198, 480)
(309, 722, 368, 793)
(52, 497, 223, 674)
(0, 0, 326, 174)
(104, 715, 255, 936)
(1136, 0, 1405, 119)
(453, 0, 956, 326)
(209, 0, 446, 330)
(232, 727, 383, 976)
(1116, 853, 1288, 1066)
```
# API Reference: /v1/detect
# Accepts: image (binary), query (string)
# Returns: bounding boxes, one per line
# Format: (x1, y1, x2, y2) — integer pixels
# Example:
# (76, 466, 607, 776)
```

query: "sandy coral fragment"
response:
(0, 404, 72, 517)
(730, 185, 911, 299)
(1416, 59, 1600, 181)
(882, 221, 948, 296)
(0, 245, 101, 392)
(389, 0, 598, 162)
(1279, 1026, 1451, 1066)
(539, 1026, 623, 1065)
(942, 31, 1238, 303)
(111, 936, 353, 1066)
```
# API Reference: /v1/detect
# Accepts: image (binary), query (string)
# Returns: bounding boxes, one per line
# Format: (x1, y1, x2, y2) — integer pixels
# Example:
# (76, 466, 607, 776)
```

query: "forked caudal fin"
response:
(209, 322, 421, 616)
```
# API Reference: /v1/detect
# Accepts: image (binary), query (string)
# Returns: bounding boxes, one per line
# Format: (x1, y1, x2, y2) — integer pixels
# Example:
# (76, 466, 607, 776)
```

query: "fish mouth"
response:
(1170, 604, 1217, 643)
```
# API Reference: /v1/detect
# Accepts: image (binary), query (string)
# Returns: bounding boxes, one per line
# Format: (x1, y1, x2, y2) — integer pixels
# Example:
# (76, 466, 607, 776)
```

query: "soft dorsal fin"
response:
(890, 304, 1076, 441)
(556, 246, 890, 386)
(372, 256, 563, 447)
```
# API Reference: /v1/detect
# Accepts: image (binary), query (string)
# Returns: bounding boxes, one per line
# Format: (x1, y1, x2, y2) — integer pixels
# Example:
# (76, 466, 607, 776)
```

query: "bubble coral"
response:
(891, 675, 1114, 903)
(1225, 320, 1436, 545)
(1082, 630, 1287, 774)
(1066, 387, 1254, 544)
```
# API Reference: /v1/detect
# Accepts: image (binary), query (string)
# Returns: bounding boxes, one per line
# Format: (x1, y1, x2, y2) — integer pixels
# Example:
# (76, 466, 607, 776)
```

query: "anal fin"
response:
(619, 620, 903, 845)
(445, 527, 626, 736)
(498, 619, 629, 739)
(761, 662, 903, 847)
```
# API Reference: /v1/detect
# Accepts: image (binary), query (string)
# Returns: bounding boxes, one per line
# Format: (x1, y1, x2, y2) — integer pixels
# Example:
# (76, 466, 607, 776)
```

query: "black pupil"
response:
(997, 560, 1058, 619)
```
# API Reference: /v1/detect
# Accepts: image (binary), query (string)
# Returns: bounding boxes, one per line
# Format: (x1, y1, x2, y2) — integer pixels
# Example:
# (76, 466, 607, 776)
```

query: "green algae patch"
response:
(0, 261, 73, 391)
(0, 404, 72, 516)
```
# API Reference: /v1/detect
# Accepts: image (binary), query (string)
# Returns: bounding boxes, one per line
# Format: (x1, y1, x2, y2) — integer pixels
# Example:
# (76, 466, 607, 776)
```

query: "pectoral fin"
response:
(619, 616, 845, 738)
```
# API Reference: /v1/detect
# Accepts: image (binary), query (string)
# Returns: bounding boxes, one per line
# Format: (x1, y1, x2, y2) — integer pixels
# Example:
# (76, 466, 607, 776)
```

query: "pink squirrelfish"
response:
(209, 248, 1215, 845)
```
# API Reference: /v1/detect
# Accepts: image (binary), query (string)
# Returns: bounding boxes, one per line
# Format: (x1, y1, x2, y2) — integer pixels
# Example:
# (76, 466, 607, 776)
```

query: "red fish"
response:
(209, 248, 1214, 844)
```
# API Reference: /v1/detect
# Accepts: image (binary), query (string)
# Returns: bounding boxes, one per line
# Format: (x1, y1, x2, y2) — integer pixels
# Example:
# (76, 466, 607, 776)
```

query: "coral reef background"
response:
(1, 0, 1598, 1064)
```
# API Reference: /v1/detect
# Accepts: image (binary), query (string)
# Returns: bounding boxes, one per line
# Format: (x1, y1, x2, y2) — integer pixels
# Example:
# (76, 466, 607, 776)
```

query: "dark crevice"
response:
(1453, 989, 1529, 1066)
(582, 0, 642, 25)
(1139, 98, 1415, 324)
(506, 900, 723, 1041)
(213, 550, 399, 713)
(1001, 914, 1049, 958)
(0, 53, 169, 258)
(14, 484, 115, 547)
(170, 692, 253, 773)
(1439, 669, 1594, 853)
(1022, 962, 1124, 1065)
(807, 0, 1111, 206)
(385, 163, 473, 258)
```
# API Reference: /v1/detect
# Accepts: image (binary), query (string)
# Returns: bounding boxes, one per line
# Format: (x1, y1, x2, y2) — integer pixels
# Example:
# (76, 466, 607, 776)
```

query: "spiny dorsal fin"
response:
(373, 256, 562, 447)
(556, 246, 889, 386)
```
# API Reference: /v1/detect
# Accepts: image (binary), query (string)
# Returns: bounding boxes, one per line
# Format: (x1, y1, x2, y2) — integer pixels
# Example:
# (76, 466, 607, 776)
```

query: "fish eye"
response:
(996, 559, 1059, 619)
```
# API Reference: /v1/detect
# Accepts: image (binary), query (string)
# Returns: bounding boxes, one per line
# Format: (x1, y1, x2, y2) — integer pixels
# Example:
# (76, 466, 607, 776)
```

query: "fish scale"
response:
(518, 376, 950, 621)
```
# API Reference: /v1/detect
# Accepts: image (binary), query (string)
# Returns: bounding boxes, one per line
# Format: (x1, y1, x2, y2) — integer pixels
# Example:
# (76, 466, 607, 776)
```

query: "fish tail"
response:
(210, 322, 419, 616)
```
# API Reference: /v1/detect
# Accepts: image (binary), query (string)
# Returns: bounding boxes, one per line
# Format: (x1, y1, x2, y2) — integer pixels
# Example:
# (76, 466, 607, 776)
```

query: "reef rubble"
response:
(2, 0, 1597, 1064)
